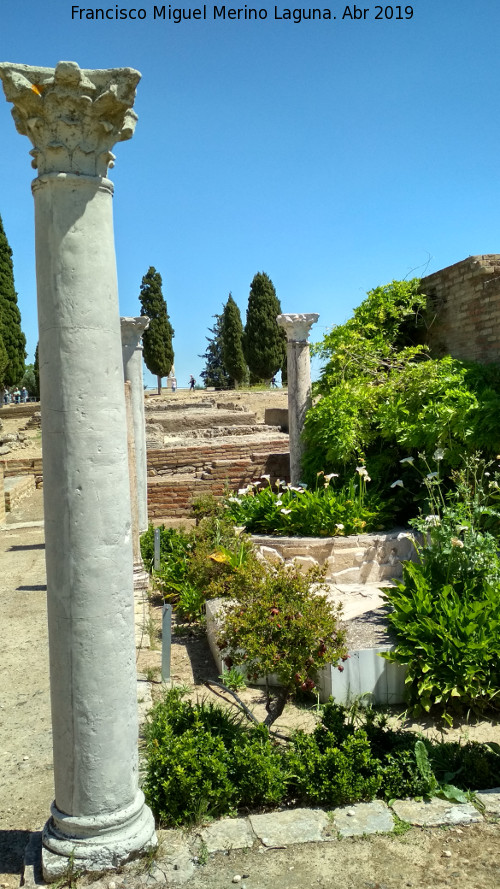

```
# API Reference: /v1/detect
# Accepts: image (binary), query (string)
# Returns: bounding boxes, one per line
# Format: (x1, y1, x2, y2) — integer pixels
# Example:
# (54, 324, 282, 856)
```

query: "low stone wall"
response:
(252, 529, 416, 584)
(0, 403, 40, 420)
(4, 474, 35, 511)
(0, 456, 43, 482)
(147, 441, 290, 519)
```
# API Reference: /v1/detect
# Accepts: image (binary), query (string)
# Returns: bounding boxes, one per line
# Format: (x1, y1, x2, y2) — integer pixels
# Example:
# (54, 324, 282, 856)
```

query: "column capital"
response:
(120, 315, 150, 347)
(276, 313, 319, 343)
(0, 60, 140, 176)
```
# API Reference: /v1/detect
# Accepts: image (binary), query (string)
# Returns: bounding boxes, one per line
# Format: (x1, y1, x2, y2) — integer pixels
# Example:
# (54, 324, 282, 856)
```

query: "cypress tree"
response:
(0, 214, 26, 386)
(221, 293, 247, 388)
(33, 342, 40, 400)
(139, 267, 174, 394)
(243, 272, 286, 384)
(0, 332, 8, 390)
(199, 314, 231, 389)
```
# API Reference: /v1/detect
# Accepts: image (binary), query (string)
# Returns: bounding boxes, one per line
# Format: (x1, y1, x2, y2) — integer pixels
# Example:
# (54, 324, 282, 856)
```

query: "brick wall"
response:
(422, 255, 500, 363)
(147, 439, 290, 518)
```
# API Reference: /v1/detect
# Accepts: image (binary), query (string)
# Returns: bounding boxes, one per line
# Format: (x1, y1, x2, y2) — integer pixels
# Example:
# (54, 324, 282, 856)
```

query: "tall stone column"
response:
(120, 317, 149, 533)
(0, 61, 156, 877)
(276, 313, 319, 486)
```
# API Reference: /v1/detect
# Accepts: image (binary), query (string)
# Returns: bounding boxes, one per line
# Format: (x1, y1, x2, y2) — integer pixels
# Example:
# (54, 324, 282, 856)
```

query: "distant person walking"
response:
(189, 375, 196, 391)
(171, 378, 177, 393)
(21, 386, 28, 403)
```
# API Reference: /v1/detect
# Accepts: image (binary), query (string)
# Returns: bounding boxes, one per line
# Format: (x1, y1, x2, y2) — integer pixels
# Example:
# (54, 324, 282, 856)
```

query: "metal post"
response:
(154, 527, 160, 571)
(161, 604, 172, 684)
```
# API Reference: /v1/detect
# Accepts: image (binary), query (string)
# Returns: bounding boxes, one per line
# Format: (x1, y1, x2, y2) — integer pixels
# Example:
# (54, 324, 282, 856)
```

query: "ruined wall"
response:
(422, 255, 500, 363)
(147, 440, 290, 519)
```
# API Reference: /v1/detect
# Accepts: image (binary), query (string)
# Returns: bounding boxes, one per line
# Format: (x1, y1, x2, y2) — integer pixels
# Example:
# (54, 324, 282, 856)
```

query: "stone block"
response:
(249, 809, 330, 846)
(333, 801, 394, 837)
(197, 817, 256, 853)
(391, 797, 482, 827)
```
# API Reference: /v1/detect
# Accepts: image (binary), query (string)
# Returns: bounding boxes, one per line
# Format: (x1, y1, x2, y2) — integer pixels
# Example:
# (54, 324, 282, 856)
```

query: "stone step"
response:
(147, 409, 258, 432)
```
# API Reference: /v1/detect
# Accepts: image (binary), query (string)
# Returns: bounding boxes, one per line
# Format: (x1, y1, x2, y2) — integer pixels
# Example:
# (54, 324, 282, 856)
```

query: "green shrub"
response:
(143, 691, 500, 827)
(143, 690, 285, 825)
(217, 562, 348, 724)
(303, 278, 500, 520)
(224, 472, 392, 536)
(383, 454, 500, 721)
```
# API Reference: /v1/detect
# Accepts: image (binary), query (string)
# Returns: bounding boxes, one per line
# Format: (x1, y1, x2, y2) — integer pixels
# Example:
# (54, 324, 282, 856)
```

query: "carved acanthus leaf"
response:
(0, 60, 140, 176)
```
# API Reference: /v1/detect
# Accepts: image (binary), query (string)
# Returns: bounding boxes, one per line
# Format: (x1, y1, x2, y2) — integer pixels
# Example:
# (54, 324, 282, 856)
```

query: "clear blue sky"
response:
(0, 1, 499, 389)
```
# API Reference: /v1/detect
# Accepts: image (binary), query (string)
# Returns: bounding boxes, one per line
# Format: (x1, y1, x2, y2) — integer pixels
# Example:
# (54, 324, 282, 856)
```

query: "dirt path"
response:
(0, 490, 52, 886)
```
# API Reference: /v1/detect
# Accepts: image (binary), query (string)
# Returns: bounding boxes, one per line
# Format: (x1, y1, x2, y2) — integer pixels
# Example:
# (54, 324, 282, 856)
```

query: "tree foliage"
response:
(200, 313, 232, 389)
(243, 272, 286, 383)
(221, 293, 247, 387)
(0, 214, 26, 387)
(139, 267, 174, 391)
(303, 279, 500, 520)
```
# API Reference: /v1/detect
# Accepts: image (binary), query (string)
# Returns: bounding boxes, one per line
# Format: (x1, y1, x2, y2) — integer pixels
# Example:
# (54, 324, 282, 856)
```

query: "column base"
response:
(41, 791, 156, 881)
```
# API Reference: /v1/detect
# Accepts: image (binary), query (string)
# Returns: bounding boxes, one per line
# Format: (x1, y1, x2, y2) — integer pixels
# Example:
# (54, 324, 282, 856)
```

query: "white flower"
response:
(324, 473, 339, 481)
(400, 456, 415, 465)
(289, 485, 304, 492)
(228, 496, 241, 504)
(391, 480, 404, 488)
(356, 466, 371, 481)
(317, 470, 324, 477)
(433, 448, 445, 461)
(252, 480, 262, 487)
(451, 537, 464, 548)
(260, 474, 271, 481)
(276, 500, 283, 507)
(335, 523, 344, 530)
(485, 472, 491, 477)
(426, 472, 438, 480)
(280, 508, 292, 515)
(425, 514, 440, 525)
(237, 487, 251, 495)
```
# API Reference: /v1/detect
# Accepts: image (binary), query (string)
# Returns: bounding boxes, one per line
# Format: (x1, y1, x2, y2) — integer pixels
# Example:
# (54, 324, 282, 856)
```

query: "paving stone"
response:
(248, 808, 329, 846)
(332, 800, 394, 837)
(475, 787, 500, 814)
(391, 797, 482, 827)
(152, 829, 196, 884)
(197, 817, 256, 853)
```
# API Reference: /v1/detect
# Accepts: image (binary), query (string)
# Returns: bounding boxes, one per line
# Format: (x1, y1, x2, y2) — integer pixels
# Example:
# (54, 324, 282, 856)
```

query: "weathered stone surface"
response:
(333, 801, 394, 837)
(475, 787, 500, 814)
(391, 798, 482, 827)
(149, 829, 195, 885)
(197, 818, 256, 853)
(249, 808, 329, 846)
(260, 545, 284, 564)
(0, 60, 140, 176)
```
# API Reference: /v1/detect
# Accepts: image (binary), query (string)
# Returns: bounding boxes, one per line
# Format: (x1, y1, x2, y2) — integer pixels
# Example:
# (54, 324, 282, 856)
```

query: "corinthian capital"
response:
(0, 60, 140, 176)
(277, 313, 319, 343)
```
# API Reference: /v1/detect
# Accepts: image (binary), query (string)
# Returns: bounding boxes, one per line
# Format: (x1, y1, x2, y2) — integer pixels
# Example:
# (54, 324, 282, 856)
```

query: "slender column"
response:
(276, 313, 319, 485)
(120, 317, 149, 533)
(0, 61, 156, 878)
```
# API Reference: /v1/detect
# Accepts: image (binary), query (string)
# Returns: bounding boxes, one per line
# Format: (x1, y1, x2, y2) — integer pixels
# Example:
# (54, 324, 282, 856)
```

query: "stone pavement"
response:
(21, 791, 500, 887)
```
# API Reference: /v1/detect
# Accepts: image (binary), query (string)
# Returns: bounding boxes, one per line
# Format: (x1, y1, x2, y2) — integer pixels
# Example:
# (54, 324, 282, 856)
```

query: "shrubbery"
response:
(384, 454, 500, 721)
(143, 691, 500, 827)
(303, 278, 500, 523)
(224, 470, 393, 536)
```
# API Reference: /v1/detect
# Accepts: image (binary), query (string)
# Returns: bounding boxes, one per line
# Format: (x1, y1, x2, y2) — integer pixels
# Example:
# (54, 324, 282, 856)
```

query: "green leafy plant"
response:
(143, 691, 500, 827)
(224, 471, 391, 537)
(302, 278, 500, 522)
(218, 667, 247, 692)
(383, 454, 500, 721)
(217, 562, 348, 725)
